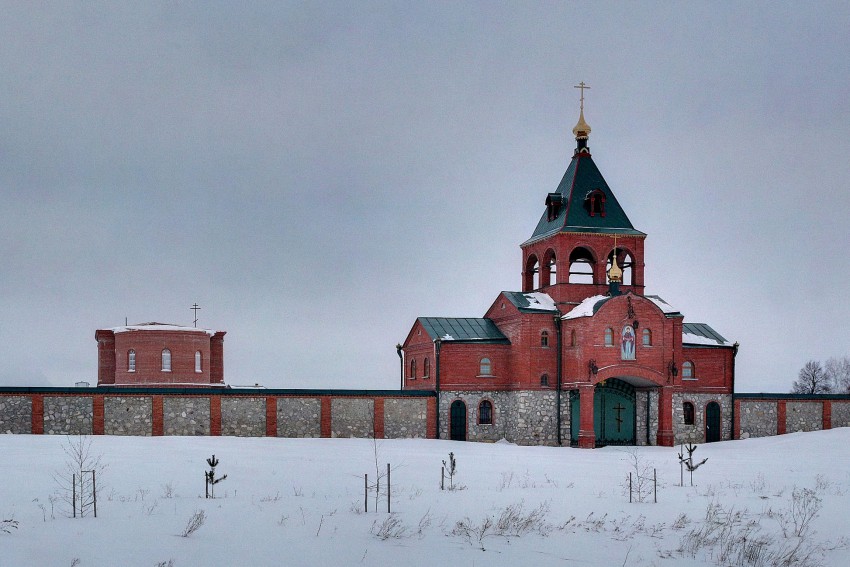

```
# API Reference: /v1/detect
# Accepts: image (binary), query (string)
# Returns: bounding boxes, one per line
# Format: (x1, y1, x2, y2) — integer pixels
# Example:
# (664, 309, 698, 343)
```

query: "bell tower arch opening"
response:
(568, 247, 596, 284)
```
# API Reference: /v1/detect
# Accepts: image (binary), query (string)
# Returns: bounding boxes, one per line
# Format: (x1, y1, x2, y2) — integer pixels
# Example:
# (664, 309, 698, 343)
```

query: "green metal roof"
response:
(682, 323, 732, 346)
(418, 317, 510, 343)
(502, 291, 558, 313)
(524, 150, 644, 245)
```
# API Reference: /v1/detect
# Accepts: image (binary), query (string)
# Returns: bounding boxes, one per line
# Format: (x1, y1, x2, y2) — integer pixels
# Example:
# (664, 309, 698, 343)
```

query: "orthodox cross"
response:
(613, 402, 625, 432)
(191, 303, 201, 328)
(574, 81, 590, 110)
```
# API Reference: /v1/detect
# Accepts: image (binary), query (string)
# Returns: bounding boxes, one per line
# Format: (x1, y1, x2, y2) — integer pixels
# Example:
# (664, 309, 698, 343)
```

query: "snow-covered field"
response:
(3, 431, 849, 566)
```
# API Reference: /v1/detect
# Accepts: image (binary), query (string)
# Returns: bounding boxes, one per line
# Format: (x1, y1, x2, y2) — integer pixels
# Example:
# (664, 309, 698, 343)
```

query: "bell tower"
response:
(520, 84, 646, 308)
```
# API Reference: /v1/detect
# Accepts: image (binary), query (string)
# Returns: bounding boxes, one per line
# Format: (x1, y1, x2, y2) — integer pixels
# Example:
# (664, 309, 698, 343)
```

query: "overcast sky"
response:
(2, 2, 848, 392)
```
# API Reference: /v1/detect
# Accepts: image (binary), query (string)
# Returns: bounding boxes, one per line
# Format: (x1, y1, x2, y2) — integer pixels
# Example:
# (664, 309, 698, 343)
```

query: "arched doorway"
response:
(449, 400, 467, 441)
(570, 378, 636, 446)
(705, 401, 721, 443)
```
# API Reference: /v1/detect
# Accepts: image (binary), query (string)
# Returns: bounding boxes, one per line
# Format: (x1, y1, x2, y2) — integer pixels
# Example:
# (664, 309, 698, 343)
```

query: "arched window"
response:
(585, 189, 606, 217)
(128, 350, 136, 372)
(683, 402, 695, 425)
(423, 357, 430, 378)
(546, 252, 558, 285)
(604, 328, 614, 346)
(410, 359, 417, 379)
(568, 247, 595, 284)
(161, 349, 171, 372)
(540, 330, 549, 347)
(195, 351, 202, 373)
(525, 255, 540, 290)
(479, 358, 492, 376)
(478, 400, 493, 425)
(540, 374, 549, 387)
(606, 249, 634, 285)
(642, 329, 652, 346)
(570, 329, 577, 347)
(682, 361, 694, 379)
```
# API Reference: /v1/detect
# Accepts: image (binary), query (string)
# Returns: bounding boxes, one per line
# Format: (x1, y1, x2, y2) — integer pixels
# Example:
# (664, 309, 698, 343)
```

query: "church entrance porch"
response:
(570, 379, 637, 447)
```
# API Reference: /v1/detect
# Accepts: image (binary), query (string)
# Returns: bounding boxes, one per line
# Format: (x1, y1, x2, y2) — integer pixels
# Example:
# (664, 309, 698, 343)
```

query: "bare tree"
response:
(53, 436, 106, 517)
(824, 356, 850, 393)
(791, 360, 831, 394)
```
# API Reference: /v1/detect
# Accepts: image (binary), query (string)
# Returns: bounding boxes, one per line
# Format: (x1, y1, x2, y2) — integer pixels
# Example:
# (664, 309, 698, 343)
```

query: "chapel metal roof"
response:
(524, 149, 645, 245)
(417, 317, 510, 343)
(682, 323, 731, 346)
(502, 291, 558, 313)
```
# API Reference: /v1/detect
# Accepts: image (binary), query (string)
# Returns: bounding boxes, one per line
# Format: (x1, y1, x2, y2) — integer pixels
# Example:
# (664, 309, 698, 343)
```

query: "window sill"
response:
(682, 377, 698, 381)
(477, 375, 496, 378)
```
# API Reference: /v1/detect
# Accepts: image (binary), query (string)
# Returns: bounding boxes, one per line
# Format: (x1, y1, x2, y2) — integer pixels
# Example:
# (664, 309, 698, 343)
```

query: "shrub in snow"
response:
(1, 518, 18, 534)
(205, 455, 227, 499)
(181, 509, 206, 537)
(678, 443, 708, 487)
(53, 435, 106, 518)
(442, 452, 457, 491)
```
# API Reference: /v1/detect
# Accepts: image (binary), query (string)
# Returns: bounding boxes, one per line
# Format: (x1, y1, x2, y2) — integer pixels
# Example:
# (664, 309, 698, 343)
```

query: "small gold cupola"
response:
(572, 82, 591, 153)
(608, 252, 623, 284)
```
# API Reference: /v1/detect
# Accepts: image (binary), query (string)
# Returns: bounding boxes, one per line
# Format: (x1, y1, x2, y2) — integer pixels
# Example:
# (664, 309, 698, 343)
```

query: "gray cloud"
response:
(1, 2, 848, 392)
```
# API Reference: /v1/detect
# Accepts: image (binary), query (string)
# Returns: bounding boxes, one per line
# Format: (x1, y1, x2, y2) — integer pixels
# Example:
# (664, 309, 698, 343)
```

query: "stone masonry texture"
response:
(786, 401, 822, 433)
(104, 397, 152, 436)
(163, 397, 210, 436)
(0, 396, 31, 434)
(739, 401, 778, 438)
(331, 398, 374, 438)
(832, 402, 850, 428)
(277, 398, 322, 437)
(673, 393, 732, 444)
(221, 397, 266, 437)
(44, 396, 93, 435)
(383, 398, 427, 438)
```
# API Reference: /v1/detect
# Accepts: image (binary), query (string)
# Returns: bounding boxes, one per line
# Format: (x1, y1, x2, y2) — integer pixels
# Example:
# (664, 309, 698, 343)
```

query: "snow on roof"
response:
(682, 332, 731, 347)
(562, 295, 608, 320)
(441, 333, 454, 341)
(645, 295, 679, 315)
(111, 322, 217, 336)
(521, 292, 557, 312)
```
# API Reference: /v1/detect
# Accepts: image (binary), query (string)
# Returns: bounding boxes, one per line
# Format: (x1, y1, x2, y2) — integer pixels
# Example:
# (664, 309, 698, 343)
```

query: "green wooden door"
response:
(569, 380, 636, 446)
(450, 400, 467, 441)
(705, 401, 721, 443)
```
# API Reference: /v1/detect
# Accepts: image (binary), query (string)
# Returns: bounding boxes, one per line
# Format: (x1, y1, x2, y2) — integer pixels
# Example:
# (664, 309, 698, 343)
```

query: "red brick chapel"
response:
(401, 86, 737, 447)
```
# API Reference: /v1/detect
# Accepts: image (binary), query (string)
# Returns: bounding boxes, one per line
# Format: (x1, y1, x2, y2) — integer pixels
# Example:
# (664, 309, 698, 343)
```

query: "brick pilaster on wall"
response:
(426, 397, 437, 439)
(210, 396, 221, 436)
(823, 400, 832, 430)
(733, 398, 741, 440)
(31, 395, 44, 434)
(152, 395, 164, 436)
(777, 401, 787, 435)
(320, 397, 332, 438)
(92, 395, 105, 435)
(373, 398, 385, 439)
(265, 397, 277, 437)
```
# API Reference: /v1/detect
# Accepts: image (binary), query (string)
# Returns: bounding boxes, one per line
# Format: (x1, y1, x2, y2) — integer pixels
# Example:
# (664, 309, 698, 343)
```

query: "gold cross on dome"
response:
(574, 82, 590, 110)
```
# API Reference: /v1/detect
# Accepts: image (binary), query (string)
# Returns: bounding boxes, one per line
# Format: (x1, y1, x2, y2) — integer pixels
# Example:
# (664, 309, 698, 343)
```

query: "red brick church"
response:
(401, 88, 737, 447)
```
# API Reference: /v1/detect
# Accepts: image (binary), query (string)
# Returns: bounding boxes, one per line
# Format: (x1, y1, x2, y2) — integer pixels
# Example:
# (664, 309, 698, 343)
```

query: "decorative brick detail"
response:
(210, 396, 221, 436)
(32, 395, 43, 434)
(320, 398, 331, 438)
(823, 401, 831, 430)
(777, 401, 786, 435)
(92, 395, 105, 435)
(426, 397, 437, 439)
(265, 397, 277, 437)
(152, 395, 164, 436)
(373, 398, 385, 439)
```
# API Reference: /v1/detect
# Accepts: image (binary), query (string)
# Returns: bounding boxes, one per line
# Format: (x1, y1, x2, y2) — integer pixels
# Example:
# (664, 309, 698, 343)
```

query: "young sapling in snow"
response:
(678, 443, 707, 487)
(442, 452, 457, 491)
(205, 454, 227, 499)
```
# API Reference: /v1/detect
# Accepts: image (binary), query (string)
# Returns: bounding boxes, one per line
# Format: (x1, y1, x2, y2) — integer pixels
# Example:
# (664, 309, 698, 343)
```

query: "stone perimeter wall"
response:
(0, 391, 433, 440)
(737, 397, 850, 439)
